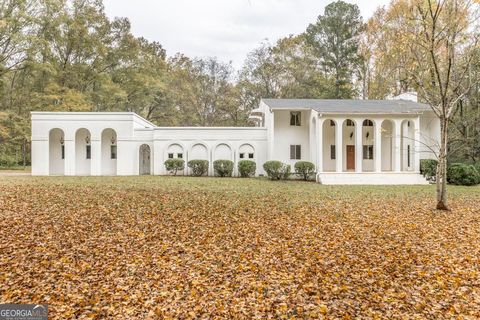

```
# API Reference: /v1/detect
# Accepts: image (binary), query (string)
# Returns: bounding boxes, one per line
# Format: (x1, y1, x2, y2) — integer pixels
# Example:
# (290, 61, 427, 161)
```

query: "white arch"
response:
(189, 142, 209, 160)
(381, 120, 395, 171)
(322, 119, 337, 172)
(342, 119, 356, 171)
(139, 144, 151, 175)
(362, 119, 375, 172)
(213, 143, 233, 161)
(75, 128, 91, 176)
(49, 128, 65, 175)
(238, 143, 255, 161)
(401, 119, 415, 171)
(101, 128, 117, 176)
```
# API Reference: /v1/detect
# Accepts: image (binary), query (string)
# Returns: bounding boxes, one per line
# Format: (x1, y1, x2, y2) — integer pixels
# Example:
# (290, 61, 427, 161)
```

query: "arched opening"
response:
(139, 144, 151, 175)
(190, 143, 208, 160)
(75, 128, 91, 176)
(343, 119, 356, 171)
(401, 120, 415, 171)
(101, 128, 117, 175)
(166, 144, 184, 159)
(322, 119, 336, 172)
(362, 119, 375, 172)
(238, 143, 255, 161)
(213, 143, 232, 161)
(381, 120, 394, 171)
(166, 143, 185, 175)
(49, 128, 65, 175)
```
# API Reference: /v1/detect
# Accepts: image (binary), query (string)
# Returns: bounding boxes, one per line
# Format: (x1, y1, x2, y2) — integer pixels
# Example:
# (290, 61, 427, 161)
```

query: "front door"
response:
(346, 145, 355, 171)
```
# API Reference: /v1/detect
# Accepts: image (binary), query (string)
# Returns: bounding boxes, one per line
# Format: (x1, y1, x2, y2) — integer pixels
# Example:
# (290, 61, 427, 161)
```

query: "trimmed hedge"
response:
(213, 159, 234, 177)
(420, 159, 438, 181)
(294, 161, 316, 181)
(263, 160, 291, 180)
(188, 160, 209, 176)
(447, 163, 480, 186)
(238, 160, 256, 177)
(164, 158, 185, 176)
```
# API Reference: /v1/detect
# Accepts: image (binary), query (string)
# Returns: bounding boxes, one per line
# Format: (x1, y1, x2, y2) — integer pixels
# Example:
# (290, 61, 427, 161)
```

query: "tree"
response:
(401, 0, 479, 210)
(305, 0, 363, 98)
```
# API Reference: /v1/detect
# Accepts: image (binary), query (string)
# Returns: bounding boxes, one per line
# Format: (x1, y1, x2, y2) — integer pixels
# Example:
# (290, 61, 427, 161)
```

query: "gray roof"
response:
(262, 99, 430, 114)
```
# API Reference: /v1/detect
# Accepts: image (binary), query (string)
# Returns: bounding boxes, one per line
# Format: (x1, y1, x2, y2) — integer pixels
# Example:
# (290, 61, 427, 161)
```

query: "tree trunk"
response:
(436, 117, 449, 210)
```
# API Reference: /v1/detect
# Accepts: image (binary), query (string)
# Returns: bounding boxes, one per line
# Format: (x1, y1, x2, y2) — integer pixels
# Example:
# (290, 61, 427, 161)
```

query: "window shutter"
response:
(290, 145, 295, 159)
(290, 113, 295, 126)
(296, 145, 301, 159)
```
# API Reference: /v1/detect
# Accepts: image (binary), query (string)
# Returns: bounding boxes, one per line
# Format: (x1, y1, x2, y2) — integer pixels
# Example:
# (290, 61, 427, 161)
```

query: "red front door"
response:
(346, 145, 355, 170)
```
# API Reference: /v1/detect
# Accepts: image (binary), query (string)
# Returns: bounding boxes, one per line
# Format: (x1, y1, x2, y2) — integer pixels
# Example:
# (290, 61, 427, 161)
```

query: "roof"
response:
(261, 99, 430, 114)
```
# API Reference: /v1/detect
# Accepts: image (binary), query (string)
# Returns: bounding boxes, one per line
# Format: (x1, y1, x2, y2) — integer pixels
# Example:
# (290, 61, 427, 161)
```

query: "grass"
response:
(0, 176, 479, 318)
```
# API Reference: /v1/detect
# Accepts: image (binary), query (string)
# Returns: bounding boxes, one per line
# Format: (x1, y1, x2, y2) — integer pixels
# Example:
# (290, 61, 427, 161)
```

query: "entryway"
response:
(346, 145, 355, 171)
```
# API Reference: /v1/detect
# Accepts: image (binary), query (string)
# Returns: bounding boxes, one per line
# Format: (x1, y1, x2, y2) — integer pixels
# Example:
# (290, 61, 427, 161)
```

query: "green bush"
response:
(294, 161, 316, 181)
(263, 160, 291, 180)
(447, 163, 480, 186)
(420, 159, 438, 181)
(188, 160, 209, 177)
(164, 158, 185, 176)
(238, 160, 256, 177)
(213, 159, 234, 177)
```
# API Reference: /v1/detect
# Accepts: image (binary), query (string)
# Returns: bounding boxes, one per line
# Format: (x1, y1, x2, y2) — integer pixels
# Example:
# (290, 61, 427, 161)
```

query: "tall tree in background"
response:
(305, 0, 363, 98)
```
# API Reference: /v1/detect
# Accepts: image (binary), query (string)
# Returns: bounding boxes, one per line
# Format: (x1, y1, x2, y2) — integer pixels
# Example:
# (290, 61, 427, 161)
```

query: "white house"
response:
(31, 97, 440, 184)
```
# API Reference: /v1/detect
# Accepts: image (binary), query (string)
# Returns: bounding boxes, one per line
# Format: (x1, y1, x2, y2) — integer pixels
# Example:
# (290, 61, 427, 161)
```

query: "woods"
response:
(1, 0, 480, 174)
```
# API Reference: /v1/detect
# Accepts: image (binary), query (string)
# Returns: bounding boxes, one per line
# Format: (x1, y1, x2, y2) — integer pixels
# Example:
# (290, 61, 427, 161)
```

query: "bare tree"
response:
(404, 0, 479, 210)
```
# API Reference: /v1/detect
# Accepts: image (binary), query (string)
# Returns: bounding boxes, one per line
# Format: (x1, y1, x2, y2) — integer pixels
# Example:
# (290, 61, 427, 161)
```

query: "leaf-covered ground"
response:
(1, 176, 479, 319)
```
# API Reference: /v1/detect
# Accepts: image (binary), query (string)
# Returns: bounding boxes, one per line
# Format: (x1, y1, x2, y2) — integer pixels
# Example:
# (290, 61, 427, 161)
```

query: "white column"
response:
(414, 117, 421, 172)
(394, 119, 402, 172)
(335, 118, 343, 172)
(64, 138, 75, 176)
(374, 120, 382, 172)
(317, 118, 324, 173)
(355, 119, 363, 172)
(90, 138, 101, 176)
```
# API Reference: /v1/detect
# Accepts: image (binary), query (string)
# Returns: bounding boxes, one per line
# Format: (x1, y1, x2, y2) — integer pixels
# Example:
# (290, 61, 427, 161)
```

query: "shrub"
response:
(263, 160, 291, 180)
(213, 159, 234, 177)
(294, 161, 316, 181)
(188, 160, 209, 177)
(164, 158, 185, 176)
(238, 160, 256, 177)
(447, 163, 480, 186)
(420, 159, 438, 181)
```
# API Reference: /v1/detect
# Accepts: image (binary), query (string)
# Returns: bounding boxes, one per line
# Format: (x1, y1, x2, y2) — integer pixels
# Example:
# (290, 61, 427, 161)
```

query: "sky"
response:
(103, 0, 389, 70)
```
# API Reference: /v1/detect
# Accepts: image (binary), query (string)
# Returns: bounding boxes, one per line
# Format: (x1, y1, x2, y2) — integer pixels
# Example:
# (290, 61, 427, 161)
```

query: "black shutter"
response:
(296, 145, 301, 159)
(290, 145, 295, 159)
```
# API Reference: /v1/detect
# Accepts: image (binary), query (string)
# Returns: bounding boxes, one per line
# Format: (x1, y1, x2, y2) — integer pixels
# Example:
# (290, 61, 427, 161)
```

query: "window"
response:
(330, 120, 335, 126)
(168, 153, 174, 159)
(248, 153, 254, 159)
(61, 145, 65, 159)
(363, 145, 374, 160)
(363, 119, 373, 126)
(110, 145, 117, 159)
(407, 145, 411, 167)
(86, 145, 91, 159)
(346, 119, 355, 126)
(290, 145, 301, 160)
(177, 153, 183, 159)
(290, 112, 301, 126)
(330, 145, 336, 160)
(239, 153, 245, 159)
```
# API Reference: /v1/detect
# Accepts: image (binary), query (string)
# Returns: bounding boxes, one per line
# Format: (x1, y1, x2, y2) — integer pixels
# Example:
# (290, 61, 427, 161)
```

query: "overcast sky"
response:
(103, 0, 389, 70)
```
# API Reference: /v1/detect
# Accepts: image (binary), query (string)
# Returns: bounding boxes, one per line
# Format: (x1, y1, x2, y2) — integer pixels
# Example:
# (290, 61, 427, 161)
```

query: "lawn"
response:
(1, 176, 479, 319)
